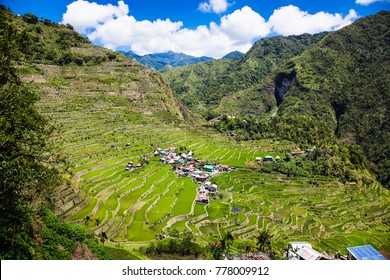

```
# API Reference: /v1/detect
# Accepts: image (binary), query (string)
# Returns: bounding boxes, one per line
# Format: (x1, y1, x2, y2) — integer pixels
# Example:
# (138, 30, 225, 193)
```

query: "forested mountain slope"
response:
(215, 11, 390, 188)
(163, 33, 327, 119)
(274, 10, 390, 188)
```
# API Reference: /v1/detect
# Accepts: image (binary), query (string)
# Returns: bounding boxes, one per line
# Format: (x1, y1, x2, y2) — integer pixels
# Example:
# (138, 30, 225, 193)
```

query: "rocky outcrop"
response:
(274, 70, 296, 106)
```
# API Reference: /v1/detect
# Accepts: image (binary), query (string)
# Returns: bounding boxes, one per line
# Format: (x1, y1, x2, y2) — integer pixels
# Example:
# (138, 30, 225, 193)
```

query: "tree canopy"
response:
(0, 8, 62, 259)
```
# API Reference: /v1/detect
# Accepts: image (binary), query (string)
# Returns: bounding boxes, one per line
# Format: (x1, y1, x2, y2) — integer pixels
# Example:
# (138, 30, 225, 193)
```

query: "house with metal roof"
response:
(295, 246, 329, 260)
(287, 242, 329, 260)
(347, 245, 387, 260)
(288, 242, 312, 260)
(203, 165, 215, 172)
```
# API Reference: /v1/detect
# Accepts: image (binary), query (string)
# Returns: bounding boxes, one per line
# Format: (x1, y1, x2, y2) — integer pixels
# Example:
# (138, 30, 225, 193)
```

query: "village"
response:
(153, 147, 234, 205)
(123, 146, 312, 205)
(120, 147, 388, 261)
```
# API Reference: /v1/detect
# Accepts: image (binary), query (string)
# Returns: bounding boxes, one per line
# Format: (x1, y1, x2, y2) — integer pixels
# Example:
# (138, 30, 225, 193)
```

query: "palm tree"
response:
(221, 231, 234, 259)
(255, 228, 273, 253)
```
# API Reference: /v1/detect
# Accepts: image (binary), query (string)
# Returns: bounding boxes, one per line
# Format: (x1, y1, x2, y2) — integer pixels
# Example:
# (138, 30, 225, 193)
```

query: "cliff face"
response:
(274, 70, 296, 106)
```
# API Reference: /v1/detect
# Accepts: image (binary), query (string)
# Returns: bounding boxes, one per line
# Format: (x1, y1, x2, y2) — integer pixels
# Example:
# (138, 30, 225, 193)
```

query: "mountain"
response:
(223, 51, 244, 59)
(7, 9, 196, 124)
(215, 11, 390, 188)
(0, 5, 196, 259)
(119, 50, 214, 70)
(2, 6, 390, 260)
(273, 11, 390, 188)
(163, 32, 328, 119)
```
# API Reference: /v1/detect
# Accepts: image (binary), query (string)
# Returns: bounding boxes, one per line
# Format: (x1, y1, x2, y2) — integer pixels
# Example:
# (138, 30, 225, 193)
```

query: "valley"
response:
(25, 61, 390, 258)
(1, 5, 389, 260)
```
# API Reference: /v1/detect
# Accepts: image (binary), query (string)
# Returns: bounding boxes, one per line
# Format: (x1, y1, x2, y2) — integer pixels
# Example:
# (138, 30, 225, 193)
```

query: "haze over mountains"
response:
(118, 50, 246, 71)
(118, 50, 215, 71)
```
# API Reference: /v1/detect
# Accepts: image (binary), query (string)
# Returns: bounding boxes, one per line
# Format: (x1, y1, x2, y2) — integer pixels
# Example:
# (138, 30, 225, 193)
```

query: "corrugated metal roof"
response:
(296, 246, 326, 260)
(347, 245, 387, 260)
(288, 242, 313, 260)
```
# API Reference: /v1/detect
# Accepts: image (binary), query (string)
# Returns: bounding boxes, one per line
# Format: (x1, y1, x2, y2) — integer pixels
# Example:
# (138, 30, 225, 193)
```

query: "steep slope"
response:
(0, 6, 192, 259)
(163, 33, 328, 119)
(3, 6, 390, 258)
(119, 50, 214, 71)
(216, 11, 390, 188)
(274, 11, 390, 188)
(2, 7, 190, 123)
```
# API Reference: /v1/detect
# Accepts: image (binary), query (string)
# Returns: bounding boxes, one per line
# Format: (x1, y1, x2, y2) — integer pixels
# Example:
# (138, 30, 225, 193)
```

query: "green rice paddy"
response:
(29, 63, 390, 256)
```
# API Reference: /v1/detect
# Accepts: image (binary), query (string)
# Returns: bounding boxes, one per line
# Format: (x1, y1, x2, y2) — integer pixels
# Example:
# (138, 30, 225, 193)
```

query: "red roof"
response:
(379, 251, 390, 260)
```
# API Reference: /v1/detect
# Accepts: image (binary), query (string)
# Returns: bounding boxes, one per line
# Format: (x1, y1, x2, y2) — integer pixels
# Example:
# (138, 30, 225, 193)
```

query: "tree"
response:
(0, 8, 62, 259)
(22, 13, 38, 24)
(207, 241, 224, 260)
(255, 228, 273, 253)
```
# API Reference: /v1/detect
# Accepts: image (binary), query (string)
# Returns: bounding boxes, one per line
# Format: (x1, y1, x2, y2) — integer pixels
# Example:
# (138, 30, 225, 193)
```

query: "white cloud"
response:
(355, 0, 390, 6)
(62, 0, 128, 33)
(220, 6, 270, 42)
(62, 1, 361, 58)
(62, 1, 265, 58)
(268, 5, 359, 36)
(198, 0, 229, 14)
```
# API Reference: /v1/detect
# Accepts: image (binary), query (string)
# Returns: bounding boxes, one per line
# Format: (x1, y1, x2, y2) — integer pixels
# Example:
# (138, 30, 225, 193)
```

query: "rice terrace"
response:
(29, 61, 390, 258)
(1, 4, 390, 261)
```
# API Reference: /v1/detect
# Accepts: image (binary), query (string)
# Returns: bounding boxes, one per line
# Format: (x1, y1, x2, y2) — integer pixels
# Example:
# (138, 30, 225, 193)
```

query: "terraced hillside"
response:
(22, 61, 390, 256)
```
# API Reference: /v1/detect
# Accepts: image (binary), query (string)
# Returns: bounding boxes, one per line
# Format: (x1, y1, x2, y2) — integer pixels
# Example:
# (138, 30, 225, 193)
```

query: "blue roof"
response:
(347, 245, 387, 260)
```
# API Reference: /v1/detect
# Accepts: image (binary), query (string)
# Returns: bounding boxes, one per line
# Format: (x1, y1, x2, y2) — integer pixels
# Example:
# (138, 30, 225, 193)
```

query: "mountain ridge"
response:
(213, 11, 390, 188)
(163, 32, 328, 119)
(119, 50, 215, 70)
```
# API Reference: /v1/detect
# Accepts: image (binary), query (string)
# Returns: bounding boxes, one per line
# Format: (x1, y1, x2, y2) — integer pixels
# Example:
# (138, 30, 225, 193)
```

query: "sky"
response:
(2, 0, 390, 58)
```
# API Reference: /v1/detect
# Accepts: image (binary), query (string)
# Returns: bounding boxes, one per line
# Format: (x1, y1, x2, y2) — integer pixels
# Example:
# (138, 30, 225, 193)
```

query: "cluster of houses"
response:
(124, 161, 145, 171)
(155, 147, 233, 181)
(155, 147, 194, 165)
(195, 181, 219, 204)
(155, 147, 234, 205)
(255, 149, 310, 163)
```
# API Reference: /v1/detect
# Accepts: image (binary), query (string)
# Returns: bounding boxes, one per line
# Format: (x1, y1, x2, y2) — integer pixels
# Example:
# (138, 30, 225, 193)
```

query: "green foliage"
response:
(140, 232, 204, 259)
(22, 13, 38, 24)
(163, 33, 327, 119)
(274, 11, 390, 187)
(255, 229, 273, 253)
(260, 145, 367, 183)
(33, 207, 111, 260)
(0, 9, 63, 259)
(0, 6, 121, 66)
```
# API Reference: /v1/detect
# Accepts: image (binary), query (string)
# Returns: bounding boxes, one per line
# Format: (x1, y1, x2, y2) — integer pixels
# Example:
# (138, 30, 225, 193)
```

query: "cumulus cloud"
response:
(62, 1, 361, 58)
(355, 0, 390, 5)
(198, 0, 229, 14)
(220, 6, 270, 42)
(268, 5, 358, 35)
(62, 0, 128, 33)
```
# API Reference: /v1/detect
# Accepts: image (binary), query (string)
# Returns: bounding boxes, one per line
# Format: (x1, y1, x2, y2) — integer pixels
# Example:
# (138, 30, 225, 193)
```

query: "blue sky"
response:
(3, 0, 389, 57)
